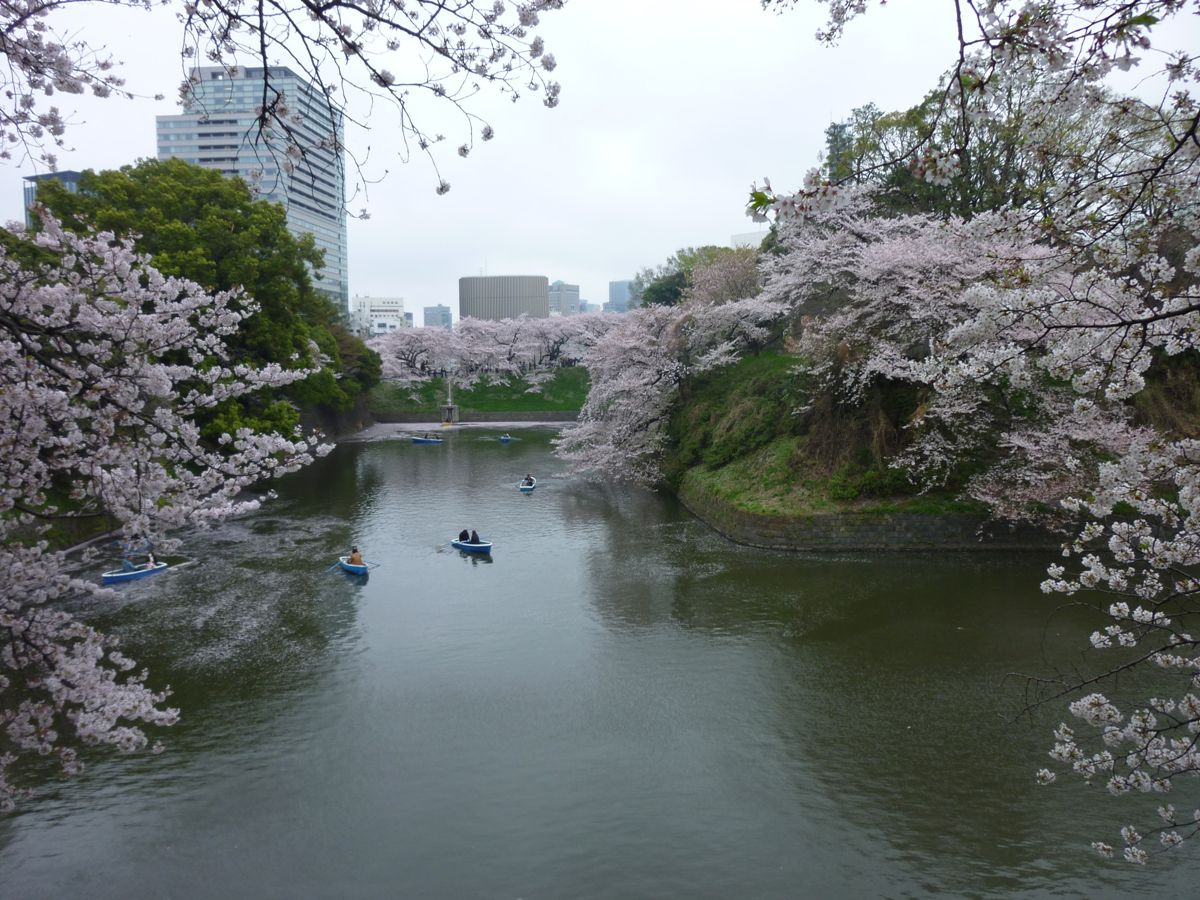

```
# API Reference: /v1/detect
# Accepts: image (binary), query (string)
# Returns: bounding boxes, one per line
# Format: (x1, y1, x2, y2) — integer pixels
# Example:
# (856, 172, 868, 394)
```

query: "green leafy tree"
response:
(823, 120, 855, 182)
(633, 246, 732, 308)
(33, 158, 379, 432)
(818, 77, 1112, 218)
(639, 269, 687, 307)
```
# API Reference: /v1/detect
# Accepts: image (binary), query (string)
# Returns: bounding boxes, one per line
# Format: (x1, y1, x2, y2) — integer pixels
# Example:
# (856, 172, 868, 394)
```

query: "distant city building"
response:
(578, 299, 592, 314)
(606, 279, 639, 314)
(548, 280, 581, 316)
(731, 230, 770, 248)
(349, 295, 408, 337)
(458, 275, 549, 321)
(22, 171, 84, 225)
(156, 66, 348, 307)
(424, 304, 453, 330)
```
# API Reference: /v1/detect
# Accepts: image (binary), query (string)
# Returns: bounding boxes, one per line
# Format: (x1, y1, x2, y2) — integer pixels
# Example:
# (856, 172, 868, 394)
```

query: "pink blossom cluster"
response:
(0, 0, 132, 167)
(555, 296, 788, 482)
(0, 215, 330, 809)
(369, 314, 615, 396)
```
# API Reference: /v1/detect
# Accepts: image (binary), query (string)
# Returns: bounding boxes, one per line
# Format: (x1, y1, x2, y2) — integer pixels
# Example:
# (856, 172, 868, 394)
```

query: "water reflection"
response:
(454, 548, 495, 565)
(573, 477, 1196, 897)
(3, 435, 1198, 899)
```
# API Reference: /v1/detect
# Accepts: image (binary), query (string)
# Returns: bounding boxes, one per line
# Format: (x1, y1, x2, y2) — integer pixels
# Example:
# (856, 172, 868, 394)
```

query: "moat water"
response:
(2, 428, 1195, 898)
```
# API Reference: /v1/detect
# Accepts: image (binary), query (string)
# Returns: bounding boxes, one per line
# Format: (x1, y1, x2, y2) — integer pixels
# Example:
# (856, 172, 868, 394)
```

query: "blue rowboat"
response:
(451, 539, 492, 554)
(412, 436, 443, 445)
(337, 556, 369, 575)
(101, 561, 168, 585)
(518, 477, 537, 493)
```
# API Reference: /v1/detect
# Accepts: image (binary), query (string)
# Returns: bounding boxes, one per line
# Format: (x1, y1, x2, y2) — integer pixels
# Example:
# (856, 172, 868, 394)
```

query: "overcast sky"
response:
(3, 1, 1195, 325)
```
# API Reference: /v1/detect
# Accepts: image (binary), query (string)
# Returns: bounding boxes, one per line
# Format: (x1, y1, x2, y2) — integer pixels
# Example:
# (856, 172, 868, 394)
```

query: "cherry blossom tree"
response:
(683, 246, 762, 307)
(555, 296, 789, 482)
(2, 0, 566, 191)
(755, 0, 1200, 862)
(370, 313, 613, 396)
(0, 215, 330, 810)
(373, 323, 455, 390)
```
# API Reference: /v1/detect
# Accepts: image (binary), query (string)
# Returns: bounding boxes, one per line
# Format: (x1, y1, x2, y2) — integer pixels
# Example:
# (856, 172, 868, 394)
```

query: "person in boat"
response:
(458, 528, 470, 542)
(146, 552, 156, 568)
(121, 557, 137, 572)
(469, 529, 481, 544)
(522, 473, 534, 486)
(349, 546, 364, 566)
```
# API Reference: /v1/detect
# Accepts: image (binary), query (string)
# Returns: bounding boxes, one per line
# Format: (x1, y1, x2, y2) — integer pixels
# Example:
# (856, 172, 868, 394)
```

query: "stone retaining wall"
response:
(677, 478, 1055, 552)
(301, 395, 374, 439)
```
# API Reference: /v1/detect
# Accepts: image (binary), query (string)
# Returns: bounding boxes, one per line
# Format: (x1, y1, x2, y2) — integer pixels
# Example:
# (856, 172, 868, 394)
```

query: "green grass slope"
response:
(664, 351, 983, 517)
(368, 368, 590, 416)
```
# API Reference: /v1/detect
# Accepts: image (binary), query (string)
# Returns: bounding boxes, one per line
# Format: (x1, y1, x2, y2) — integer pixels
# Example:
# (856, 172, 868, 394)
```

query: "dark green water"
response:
(1, 429, 1196, 898)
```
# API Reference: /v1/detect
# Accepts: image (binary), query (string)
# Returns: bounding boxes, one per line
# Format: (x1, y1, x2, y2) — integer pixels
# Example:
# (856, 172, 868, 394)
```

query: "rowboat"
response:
(451, 539, 493, 554)
(412, 436, 443, 445)
(499, 434, 512, 443)
(101, 561, 168, 585)
(518, 477, 537, 493)
(337, 556, 370, 575)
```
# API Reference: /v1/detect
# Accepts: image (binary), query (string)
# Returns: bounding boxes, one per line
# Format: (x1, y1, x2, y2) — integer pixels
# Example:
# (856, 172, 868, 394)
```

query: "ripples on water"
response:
(2, 428, 1198, 899)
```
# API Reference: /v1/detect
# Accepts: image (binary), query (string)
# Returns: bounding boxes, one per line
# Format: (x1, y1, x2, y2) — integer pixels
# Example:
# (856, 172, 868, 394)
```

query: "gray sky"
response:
(3, 1, 1194, 324)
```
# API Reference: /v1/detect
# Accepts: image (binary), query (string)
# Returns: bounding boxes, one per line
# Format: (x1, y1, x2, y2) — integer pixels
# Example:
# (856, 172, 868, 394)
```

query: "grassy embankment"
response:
(664, 348, 1200, 520)
(663, 351, 986, 517)
(367, 367, 591, 416)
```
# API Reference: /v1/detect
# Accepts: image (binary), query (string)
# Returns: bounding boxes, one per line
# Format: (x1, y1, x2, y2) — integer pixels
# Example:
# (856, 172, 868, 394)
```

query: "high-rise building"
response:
(458, 276, 549, 321)
(606, 279, 638, 313)
(424, 304, 453, 330)
(156, 66, 348, 306)
(548, 280, 580, 316)
(349, 296, 408, 337)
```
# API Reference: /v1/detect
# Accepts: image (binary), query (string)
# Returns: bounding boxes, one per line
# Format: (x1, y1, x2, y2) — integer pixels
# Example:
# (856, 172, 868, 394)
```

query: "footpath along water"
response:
(1, 428, 1196, 898)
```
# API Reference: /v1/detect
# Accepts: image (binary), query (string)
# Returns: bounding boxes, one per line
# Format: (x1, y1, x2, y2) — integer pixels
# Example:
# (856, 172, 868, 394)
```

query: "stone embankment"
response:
(677, 479, 1055, 552)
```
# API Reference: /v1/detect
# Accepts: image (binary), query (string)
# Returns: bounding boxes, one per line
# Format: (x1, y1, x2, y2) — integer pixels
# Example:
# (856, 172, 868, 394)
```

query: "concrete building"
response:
(424, 304, 453, 330)
(349, 295, 408, 337)
(606, 279, 639, 314)
(548, 280, 581, 316)
(156, 66, 348, 306)
(22, 171, 85, 225)
(458, 276, 549, 321)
